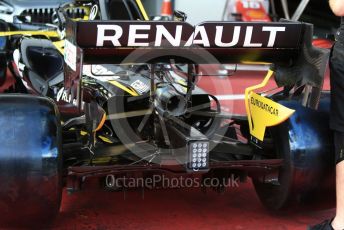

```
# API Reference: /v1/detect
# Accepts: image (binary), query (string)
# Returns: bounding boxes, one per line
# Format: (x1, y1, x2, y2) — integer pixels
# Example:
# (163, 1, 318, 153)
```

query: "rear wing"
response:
(64, 19, 329, 110)
(65, 20, 304, 64)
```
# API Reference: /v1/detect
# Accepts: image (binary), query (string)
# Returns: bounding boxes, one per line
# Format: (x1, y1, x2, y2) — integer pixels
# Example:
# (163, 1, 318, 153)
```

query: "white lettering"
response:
(95, 24, 288, 49)
(96, 25, 123, 46)
(56, 87, 64, 102)
(184, 32, 194, 47)
(185, 26, 210, 47)
(128, 25, 151, 47)
(155, 25, 183, 46)
(262, 26, 286, 47)
(215, 26, 241, 47)
(244, 26, 262, 47)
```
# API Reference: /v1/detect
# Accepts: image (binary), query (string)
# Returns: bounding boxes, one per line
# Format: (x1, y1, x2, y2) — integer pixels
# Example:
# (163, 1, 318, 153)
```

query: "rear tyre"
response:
(252, 100, 335, 210)
(0, 95, 62, 227)
(252, 123, 293, 210)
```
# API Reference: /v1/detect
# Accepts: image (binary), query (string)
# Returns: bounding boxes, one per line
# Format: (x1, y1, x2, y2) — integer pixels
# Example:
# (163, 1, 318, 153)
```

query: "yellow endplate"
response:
(244, 70, 295, 141)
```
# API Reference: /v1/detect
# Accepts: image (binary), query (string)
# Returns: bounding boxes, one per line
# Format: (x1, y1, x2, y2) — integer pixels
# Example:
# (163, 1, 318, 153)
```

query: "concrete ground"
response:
(49, 179, 334, 230)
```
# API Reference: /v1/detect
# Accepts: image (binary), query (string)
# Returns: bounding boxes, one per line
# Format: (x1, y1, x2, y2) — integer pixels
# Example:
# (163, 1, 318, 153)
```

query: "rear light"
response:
(188, 141, 209, 170)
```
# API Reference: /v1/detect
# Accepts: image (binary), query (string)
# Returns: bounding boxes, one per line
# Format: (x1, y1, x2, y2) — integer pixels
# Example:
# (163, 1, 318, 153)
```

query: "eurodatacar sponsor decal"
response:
(246, 91, 295, 141)
(250, 97, 279, 116)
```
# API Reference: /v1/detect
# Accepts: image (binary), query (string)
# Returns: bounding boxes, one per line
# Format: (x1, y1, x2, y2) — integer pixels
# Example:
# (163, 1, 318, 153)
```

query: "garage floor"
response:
(45, 178, 335, 230)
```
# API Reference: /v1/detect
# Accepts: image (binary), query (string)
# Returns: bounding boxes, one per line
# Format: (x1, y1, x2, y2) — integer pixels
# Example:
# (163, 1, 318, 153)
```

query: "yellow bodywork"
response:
(0, 30, 59, 38)
(244, 70, 295, 141)
(108, 80, 139, 96)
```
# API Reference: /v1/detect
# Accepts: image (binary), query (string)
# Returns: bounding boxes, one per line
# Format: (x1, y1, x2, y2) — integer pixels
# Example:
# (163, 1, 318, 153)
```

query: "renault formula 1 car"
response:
(0, 0, 333, 227)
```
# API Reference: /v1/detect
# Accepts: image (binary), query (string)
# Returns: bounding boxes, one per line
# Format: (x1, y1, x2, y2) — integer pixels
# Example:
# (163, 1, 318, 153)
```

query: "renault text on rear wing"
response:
(66, 20, 304, 64)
